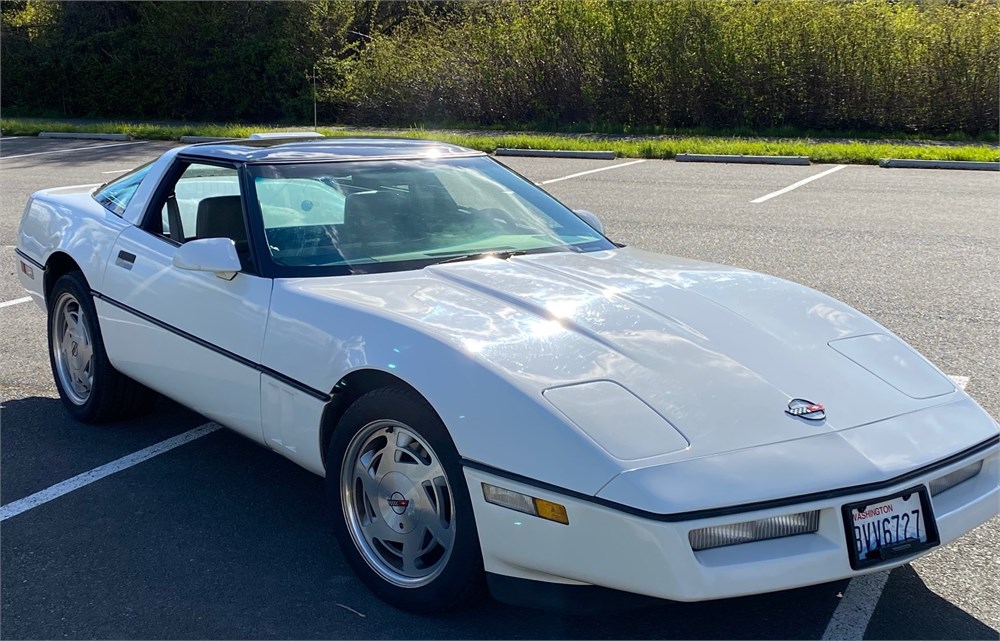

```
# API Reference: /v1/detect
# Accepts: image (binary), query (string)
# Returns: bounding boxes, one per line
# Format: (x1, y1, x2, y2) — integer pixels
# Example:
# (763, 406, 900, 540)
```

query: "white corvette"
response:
(15, 137, 999, 613)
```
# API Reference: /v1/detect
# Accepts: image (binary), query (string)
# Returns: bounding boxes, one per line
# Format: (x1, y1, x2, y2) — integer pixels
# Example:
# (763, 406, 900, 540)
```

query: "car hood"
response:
(295, 247, 966, 467)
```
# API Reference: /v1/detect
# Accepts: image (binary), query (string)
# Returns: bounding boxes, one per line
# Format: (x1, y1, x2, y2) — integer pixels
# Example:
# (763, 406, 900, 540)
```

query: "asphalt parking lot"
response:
(1, 136, 998, 640)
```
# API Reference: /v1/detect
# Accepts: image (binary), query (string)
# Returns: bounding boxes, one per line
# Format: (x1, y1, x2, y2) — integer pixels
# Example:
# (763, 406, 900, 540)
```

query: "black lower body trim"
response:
(92, 290, 332, 402)
(260, 369, 331, 402)
(486, 573, 657, 614)
(463, 434, 999, 522)
(14, 248, 45, 271)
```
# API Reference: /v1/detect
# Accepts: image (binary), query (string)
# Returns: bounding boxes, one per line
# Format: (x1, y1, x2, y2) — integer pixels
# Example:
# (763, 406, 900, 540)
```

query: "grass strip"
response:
(406, 117, 998, 144)
(2, 118, 997, 165)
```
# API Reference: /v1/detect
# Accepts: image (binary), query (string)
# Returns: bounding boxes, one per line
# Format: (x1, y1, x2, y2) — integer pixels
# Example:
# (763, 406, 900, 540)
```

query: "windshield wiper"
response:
(431, 249, 531, 266)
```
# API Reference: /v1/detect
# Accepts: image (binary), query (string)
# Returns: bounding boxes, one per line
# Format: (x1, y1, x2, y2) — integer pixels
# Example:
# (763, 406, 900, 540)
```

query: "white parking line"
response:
(751, 165, 847, 203)
(0, 296, 32, 309)
(0, 422, 221, 522)
(1, 140, 149, 160)
(822, 570, 890, 640)
(539, 159, 646, 185)
(822, 372, 968, 639)
(100, 169, 132, 174)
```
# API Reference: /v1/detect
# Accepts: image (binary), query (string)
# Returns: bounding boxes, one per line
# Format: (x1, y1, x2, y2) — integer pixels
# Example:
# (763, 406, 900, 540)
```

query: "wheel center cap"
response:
(378, 471, 418, 534)
(387, 491, 409, 514)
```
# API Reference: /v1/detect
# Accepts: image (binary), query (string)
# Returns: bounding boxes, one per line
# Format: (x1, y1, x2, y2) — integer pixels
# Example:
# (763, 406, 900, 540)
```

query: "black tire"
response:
(326, 386, 486, 613)
(47, 271, 155, 423)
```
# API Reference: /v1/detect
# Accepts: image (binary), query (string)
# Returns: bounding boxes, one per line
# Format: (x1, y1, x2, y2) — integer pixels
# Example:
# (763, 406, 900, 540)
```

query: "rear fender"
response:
(17, 188, 131, 297)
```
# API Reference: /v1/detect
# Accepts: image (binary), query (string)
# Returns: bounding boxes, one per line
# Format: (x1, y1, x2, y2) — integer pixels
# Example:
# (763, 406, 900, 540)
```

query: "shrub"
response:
(339, 0, 1000, 135)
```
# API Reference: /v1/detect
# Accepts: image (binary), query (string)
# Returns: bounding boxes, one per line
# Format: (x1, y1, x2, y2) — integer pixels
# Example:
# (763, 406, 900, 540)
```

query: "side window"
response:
(147, 161, 256, 272)
(93, 163, 152, 216)
(152, 163, 241, 243)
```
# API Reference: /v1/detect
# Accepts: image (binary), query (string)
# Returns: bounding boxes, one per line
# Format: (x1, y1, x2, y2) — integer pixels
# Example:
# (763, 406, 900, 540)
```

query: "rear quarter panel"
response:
(17, 186, 131, 299)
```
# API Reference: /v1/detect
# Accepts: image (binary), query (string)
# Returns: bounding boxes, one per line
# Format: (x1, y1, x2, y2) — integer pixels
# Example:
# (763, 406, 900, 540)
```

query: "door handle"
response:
(115, 250, 136, 270)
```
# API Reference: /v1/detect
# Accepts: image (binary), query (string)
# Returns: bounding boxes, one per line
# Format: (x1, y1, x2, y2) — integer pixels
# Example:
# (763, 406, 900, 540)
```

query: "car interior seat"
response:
(196, 195, 253, 270)
(341, 190, 420, 254)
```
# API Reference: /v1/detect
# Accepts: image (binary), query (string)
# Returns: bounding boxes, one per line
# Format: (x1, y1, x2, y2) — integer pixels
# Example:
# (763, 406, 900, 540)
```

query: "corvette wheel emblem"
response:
(786, 398, 826, 421)
(386, 492, 410, 514)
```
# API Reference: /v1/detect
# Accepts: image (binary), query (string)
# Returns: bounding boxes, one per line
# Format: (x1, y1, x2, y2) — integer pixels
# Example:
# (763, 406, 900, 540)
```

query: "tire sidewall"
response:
(326, 387, 484, 613)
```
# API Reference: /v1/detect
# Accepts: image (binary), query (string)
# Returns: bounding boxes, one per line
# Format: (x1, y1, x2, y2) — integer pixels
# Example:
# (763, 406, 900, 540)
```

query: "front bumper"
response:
(464, 445, 999, 602)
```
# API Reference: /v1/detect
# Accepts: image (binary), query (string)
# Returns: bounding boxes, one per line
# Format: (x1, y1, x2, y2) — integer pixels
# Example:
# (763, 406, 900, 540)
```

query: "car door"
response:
(96, 159, 271, 443)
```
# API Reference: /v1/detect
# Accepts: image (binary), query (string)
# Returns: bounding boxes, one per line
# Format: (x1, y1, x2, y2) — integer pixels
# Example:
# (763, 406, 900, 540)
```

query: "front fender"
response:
(262, 277, 624, 495)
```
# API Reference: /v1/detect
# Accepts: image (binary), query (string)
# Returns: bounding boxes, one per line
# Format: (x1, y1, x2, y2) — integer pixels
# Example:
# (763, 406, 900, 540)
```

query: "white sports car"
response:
(15, 137, 999, 613)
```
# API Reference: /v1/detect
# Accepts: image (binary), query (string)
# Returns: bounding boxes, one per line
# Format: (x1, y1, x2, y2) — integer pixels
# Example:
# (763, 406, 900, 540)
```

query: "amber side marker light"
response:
(482, 483, 569, 525)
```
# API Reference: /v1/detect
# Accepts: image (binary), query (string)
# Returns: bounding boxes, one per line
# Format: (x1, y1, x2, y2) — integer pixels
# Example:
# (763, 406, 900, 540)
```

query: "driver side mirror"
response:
(574, 209, 605, 235)
(172, 237, 242, 280)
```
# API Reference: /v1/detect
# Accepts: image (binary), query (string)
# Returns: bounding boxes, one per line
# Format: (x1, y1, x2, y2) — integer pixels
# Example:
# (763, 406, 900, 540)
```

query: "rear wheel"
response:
(47, 272, 155, 422)
(327, 386, 485, 612)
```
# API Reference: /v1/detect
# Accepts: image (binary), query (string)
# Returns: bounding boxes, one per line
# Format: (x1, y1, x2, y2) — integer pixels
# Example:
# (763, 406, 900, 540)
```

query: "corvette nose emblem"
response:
(786, 398, 826, 421)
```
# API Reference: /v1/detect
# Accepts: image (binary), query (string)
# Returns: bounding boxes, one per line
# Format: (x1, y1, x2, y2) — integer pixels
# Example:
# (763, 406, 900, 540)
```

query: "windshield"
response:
(248, 156, 613, 275)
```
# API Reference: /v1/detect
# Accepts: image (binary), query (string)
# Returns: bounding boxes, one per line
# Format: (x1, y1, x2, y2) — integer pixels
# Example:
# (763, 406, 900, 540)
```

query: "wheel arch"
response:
(44, 251, 85, 303)
(319, 368, 427, 471)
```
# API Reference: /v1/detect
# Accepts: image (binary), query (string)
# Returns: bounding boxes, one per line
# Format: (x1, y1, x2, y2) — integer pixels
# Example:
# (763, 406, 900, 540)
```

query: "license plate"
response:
(842, 486, 939, 570)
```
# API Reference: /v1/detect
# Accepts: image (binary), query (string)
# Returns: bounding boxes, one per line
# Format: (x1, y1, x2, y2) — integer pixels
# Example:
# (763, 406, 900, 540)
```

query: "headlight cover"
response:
(689, 511, 820, 551)
(543, 380, 689, 460)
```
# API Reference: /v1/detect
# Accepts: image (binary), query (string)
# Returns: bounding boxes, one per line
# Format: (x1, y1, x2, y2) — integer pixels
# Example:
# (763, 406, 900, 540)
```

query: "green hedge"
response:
(3, 0, 998, 135)
(342, 0, 1000, 135)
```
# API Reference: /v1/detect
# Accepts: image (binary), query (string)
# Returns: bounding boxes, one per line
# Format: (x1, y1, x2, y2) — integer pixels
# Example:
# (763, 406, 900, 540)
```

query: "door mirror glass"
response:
(574, 209, 605, 235)
(172, 238, 242, 280)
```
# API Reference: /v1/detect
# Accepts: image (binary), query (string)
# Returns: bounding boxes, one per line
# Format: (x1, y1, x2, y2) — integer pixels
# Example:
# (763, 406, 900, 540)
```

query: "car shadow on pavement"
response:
(445, 587, 847, 640)
(863, 565, 998, 640)
(0, 393, 206, 504)
(0, 411, 846, 641)
(2, 395, 995, 640)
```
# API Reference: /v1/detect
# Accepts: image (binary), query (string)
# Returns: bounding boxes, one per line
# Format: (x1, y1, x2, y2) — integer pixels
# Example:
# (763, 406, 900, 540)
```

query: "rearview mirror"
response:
(172, 238, 242, 280)
(574, 209, 605, 235)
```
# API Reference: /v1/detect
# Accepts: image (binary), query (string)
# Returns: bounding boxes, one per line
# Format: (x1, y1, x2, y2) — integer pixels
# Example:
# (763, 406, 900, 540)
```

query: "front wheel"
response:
(327, 386, 485, 612)
(47, 272, 155, 423)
